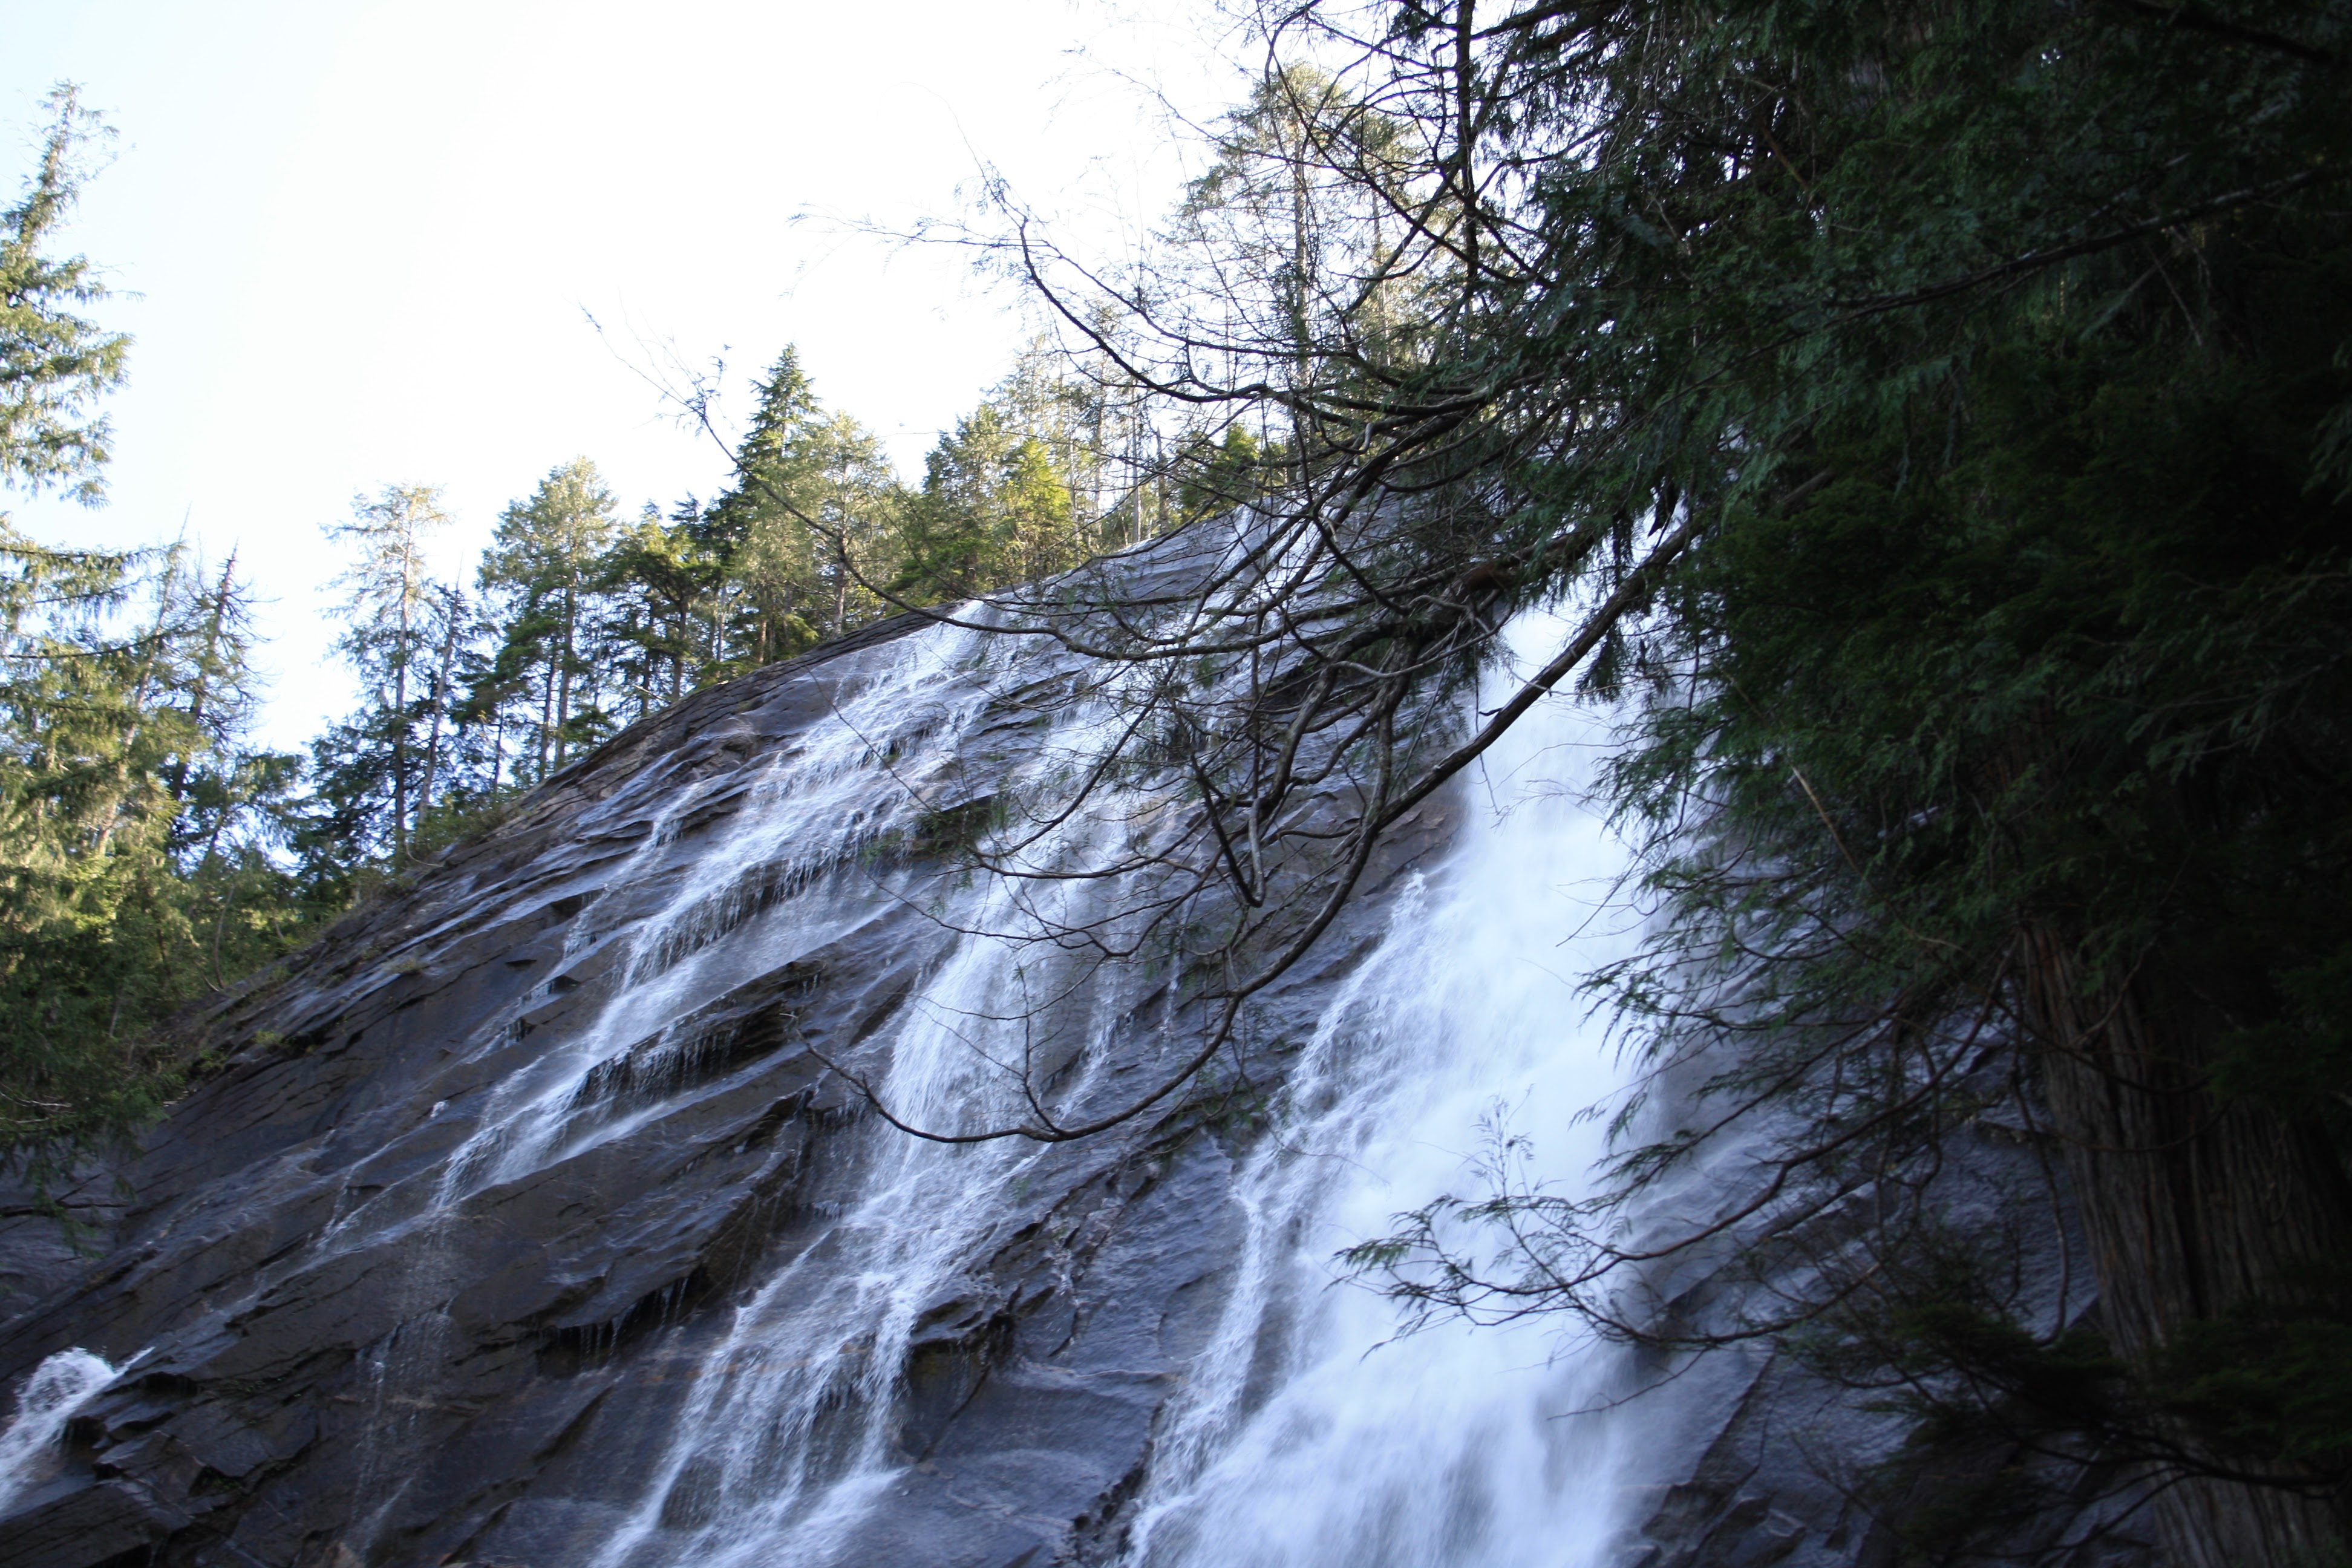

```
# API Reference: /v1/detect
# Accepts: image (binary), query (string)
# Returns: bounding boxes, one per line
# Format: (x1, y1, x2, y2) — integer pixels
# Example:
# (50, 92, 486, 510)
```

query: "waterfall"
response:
(0, 1348, 116, 1517)
(0, 602, 1666, 1567)
(566, 611, 1655, 1568)
(1121, 618, 1648, 1568)
(572, 632, 1186, 1568)
(431, 621, 1004, 1212)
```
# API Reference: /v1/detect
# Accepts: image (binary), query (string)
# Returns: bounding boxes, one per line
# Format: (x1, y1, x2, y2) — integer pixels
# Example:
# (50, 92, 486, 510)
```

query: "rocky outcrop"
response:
(0, 603, 2158, 1568)
(0, 610, 1420, 1568)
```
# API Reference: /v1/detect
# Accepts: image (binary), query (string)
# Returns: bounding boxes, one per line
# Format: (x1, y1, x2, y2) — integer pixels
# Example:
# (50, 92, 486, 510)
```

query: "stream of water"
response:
(576, 612, 1653, 1568)
(1122, 621, 1646, 1568)
(0, 1347, 115, 1518)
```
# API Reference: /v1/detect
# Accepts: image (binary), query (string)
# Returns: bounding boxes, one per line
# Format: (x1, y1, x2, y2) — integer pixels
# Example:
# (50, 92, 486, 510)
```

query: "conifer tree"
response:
(479, 459, 621, 779)
(0, 85, 129, 502)
(597, 502, 722, 718)
(0, 90, 315, 1170)
(995, 7, 2352, 1561)
(894, 403, 1089, 604)
(0, 533, 298, 1168)
(309, 485, 458, 866)
(700, 350, 901, 667)
(1171, 423, 1286, 524)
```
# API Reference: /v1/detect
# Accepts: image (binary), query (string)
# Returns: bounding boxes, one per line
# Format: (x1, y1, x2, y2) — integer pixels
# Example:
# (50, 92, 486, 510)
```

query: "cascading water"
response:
(1117, 618, 1649, 1568)
(0, 599, 1673, 1568)
(319, 619, 1057, 1553)
(566, 611, 1658, 1568)
(579, 914, 1076, 1568)
(569, 644, 1207, 1567)
(292, 607, 1206, 1561)
(0, 1348, 116, 1518)
(430, 621, 1002, 1212)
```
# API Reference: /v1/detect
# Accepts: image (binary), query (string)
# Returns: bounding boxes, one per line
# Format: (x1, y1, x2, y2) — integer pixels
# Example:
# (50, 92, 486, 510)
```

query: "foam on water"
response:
(0, 1348, 117, 1517)
(1123, 615, 1645, 1568)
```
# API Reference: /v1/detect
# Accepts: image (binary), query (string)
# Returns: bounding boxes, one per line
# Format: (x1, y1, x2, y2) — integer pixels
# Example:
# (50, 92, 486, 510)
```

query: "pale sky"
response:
(1, 0, 1232, 751)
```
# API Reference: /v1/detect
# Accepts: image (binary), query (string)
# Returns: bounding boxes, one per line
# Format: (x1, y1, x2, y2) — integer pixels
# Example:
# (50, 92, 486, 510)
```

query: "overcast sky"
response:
(1, 0, 1232, 750)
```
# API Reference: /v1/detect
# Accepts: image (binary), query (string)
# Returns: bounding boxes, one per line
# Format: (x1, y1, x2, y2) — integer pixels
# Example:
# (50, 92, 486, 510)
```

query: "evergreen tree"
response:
(0, 85, 129, 502)
(983, 338, 1116, 523)
(1173, 65, 1417, 409)
(0, 90, 315, 1172)
(700, 349, 901, 667)
(1027, 4, 2352, 1560)
(0, 534, 301, 1170)
(479, 458, 621, 780)
(894, 403, 1088, 604)
(305, 485, 459, 869)
(1171, 423, 1287, 524)
(593, 500, 740, 719)
(801, 413, 901, 637)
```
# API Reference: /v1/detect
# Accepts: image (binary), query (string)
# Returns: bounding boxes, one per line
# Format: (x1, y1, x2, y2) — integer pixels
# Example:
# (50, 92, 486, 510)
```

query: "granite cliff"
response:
(0, 594, 2156, 1568)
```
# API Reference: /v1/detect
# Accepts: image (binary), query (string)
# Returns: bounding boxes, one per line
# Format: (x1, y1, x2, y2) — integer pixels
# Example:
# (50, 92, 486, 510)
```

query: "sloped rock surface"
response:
(0, 611, 1431, 1568)
(0, 602, 2155, 1568)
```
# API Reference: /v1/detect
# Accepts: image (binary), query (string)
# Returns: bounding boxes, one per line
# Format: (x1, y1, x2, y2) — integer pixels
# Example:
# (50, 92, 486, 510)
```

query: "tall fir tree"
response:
(596, 502, 724, 719)
(0, 84, 129, 501)
(478, 458, 622, 782)
(304, 485, 459, 871)
(0, 534, 301, 1170)
(0, 89, 314, 1172)
(893, 404, 1088, 604)
(699, 349, 901, 668)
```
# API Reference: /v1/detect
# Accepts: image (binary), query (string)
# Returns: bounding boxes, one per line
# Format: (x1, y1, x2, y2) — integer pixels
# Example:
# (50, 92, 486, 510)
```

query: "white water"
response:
(570, 612, 1656, 1568)
(301, 617, 1068, 1555)
(580, 644, 1172, 1568)
(581, 929, 1071, 1568)
(432, 622, 1004, 1211)
(1122, 626, 1647, 1568)
(0, 1347, 117, 1517)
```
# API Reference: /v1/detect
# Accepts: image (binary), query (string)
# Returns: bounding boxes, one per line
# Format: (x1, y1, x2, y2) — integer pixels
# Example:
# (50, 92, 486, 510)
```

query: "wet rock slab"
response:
(0, 603, 2148, 1568)
(0, 612, 1391, 1568)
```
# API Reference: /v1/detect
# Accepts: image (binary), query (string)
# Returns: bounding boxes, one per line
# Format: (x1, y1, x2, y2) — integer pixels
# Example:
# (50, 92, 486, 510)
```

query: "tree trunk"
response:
(537, 660, 555, 779)
(2021, 926, 2352, 1567)
(556, 587, 575, 770)
(168, 555, 236, 806)
(392, 599, 410, 866)
(415, 598, 460, 837)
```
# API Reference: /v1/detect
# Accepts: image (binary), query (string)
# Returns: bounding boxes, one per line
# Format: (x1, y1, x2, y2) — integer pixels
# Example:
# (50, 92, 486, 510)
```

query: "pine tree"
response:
(700, 349, 901, 665)
(310, 485, 458, 867)
(1169, 67, 1424, 437)
(479, 459, 621, 780)
(0, 85, 129, 502)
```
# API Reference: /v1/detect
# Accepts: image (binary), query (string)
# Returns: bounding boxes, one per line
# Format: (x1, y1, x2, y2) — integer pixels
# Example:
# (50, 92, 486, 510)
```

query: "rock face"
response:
(0, 602, 2155, 1568)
